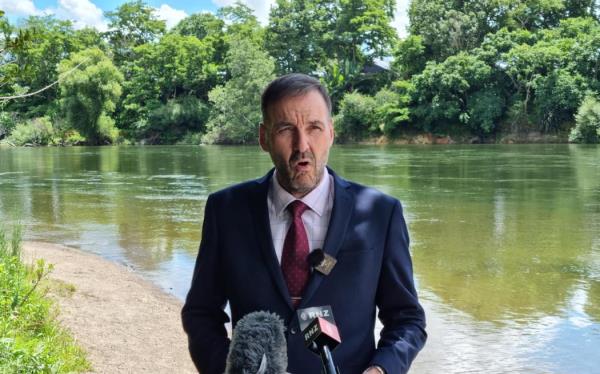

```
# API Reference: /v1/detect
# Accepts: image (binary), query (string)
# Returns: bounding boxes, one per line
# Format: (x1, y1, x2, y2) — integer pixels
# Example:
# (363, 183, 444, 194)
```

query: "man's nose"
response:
(294, 129, 310, 153)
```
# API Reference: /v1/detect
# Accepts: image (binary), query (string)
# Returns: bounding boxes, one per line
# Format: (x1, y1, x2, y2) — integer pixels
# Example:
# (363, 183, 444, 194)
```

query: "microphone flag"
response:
(297, 305, 336, 332)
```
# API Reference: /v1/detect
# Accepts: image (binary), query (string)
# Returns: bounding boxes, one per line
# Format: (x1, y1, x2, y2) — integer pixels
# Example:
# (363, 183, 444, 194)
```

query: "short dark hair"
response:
(261, 73, 332, 124)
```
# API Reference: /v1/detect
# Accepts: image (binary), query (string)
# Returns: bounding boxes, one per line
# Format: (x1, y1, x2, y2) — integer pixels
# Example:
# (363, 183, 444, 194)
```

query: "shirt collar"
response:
(270, 168, 331, 217)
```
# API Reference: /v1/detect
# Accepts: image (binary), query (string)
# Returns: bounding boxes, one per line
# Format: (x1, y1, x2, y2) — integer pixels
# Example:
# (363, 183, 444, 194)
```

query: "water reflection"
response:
(1, 144, 599, 373)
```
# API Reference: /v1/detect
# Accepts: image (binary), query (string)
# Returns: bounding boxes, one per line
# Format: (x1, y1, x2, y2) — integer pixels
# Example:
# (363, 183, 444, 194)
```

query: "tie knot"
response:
(287, 200, 309, 218)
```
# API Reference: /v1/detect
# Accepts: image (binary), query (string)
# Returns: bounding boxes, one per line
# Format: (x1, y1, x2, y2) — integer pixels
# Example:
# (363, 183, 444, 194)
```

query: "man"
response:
(182, 74, 426, 374)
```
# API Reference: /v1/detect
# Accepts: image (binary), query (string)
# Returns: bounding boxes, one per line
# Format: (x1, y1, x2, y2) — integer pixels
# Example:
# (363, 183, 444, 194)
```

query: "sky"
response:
(0, 0, 410, 36)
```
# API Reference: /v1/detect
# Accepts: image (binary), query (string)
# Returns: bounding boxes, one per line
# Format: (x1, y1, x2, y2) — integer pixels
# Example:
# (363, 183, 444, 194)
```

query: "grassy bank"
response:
(0, 226, 89, 373)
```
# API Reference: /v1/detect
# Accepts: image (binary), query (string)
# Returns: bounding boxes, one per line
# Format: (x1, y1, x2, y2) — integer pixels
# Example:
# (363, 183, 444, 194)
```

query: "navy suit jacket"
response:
(182, 168, 426, 374)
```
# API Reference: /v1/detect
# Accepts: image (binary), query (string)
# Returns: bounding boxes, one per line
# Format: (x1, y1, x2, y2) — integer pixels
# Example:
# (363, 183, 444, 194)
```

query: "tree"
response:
(412, 52, 495, 133)
(58, 48, 123, 144)
(408, 0, 493, 61)
(104, 0, 166, 68)
(203, 38, 275, 144)
(119, 34, 219, 137)
(218, 2, 264, 47)
(533, 69, 587, 131)
(2, 16, 81, 116)
(562, 17, 600, 88)
(171, 12, 227, 65)
(391, 35, 427, 79)
(336, 0, 398, 63)
(569, 94, 600, 143)
(265, 0, 334, 74)
(377, 81, 413, 136)
(172, 12, 225, 40)
(334, 91, 377, 141)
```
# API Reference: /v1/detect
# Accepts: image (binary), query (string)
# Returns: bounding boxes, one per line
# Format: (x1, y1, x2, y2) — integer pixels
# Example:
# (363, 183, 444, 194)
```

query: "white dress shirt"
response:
(267, 168, 334, 264)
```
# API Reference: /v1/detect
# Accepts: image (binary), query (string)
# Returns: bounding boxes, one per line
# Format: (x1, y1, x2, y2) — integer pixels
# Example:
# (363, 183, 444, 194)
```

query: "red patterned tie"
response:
(281, 200, 310, 308)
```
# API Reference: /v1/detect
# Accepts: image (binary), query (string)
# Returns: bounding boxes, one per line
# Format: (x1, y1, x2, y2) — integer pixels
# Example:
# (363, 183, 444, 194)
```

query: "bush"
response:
(466, 89, 505, 134)
(5, 117, 54, 146)
(335, 92, 377, 141)
(176, 131, 204, 145)
(0, 111, 19, 140)
(375, 86, 410, 137)
(0, 226, 89, 373)
(569, 95, 600, 143)
(138, 96, 209, 144)
(97, 114, 120, 144)
(534, 70, 587, 132)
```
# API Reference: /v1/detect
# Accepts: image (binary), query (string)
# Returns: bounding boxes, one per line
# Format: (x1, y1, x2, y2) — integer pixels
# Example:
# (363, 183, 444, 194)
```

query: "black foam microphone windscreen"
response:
(225, 311, 288, 374)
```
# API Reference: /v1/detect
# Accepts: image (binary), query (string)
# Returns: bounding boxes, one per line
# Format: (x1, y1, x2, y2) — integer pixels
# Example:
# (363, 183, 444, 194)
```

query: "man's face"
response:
(259, 90, 335, 198)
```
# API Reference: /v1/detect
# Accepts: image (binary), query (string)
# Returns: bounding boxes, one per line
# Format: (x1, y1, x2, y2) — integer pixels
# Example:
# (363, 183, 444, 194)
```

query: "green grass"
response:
(0, 226, 90, 373)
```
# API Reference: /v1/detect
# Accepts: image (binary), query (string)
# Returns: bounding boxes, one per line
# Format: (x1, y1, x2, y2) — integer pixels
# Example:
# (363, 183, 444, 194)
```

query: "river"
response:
(1, 144, 599, 373)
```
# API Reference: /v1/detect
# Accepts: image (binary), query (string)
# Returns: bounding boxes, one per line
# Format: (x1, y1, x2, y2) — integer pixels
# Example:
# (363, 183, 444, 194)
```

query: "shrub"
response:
(466, 89, 505, 134)
(0, 226, 89, 373)
(139, 96, 209, 144)
(5, 117, 54, 146)
(0, 111, 19, 140)
(569, 95, 600, 143)
(335, 92, 377, 141)
(177, 131, 204, 145)
(374, 86, 410, 137)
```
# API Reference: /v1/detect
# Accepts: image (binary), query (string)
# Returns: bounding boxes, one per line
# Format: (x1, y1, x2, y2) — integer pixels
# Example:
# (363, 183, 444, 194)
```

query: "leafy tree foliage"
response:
(171, 12, 227, 64)
(334, 92, 378, 141)
(391, 35, 427, 79)
(2, 17, 83, 116)
(5, 117, 54, 146)
(203, 38, 275, 144)
(378, 82, 412, 136)
(120, 33, 219, 135)
(265, 0, 333, 74)
(412, 53, 494, 132)
(58, 48, 123, 145)
(570, 95, 600, 143)
(266, 0, 396, 100)
(335, 0, 397, 63)
(143, 97, 210, 143)
(3, 0, 600, 144)
(218, 2, 264, 47)
(104, 0, 166, 68)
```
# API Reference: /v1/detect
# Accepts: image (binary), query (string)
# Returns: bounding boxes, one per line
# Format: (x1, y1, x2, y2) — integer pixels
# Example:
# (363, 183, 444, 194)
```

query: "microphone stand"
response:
(315, 343, 340, 374)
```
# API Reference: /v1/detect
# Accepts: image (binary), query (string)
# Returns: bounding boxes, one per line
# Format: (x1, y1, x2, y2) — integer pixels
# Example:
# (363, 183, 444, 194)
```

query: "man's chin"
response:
(290, 175, 318, 195)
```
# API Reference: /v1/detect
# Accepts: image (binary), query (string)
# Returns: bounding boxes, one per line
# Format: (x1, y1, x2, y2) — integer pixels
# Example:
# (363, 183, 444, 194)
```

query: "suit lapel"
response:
(249, 169, 294, 309)
(300, 168, 354, 307)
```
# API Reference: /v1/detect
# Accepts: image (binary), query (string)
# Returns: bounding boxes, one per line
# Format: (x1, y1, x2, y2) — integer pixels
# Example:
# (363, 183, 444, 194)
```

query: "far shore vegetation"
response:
(1, 1, 600, 146)
(0, 226, 90, 373)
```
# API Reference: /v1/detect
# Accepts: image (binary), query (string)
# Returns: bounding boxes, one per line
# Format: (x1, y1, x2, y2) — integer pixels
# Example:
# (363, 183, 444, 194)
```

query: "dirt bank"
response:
(22, 241, 197, 374)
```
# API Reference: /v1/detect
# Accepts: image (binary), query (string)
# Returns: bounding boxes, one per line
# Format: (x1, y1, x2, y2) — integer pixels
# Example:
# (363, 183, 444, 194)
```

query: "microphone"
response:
(225, 311, 288, 374)
(308, 249, 337, 275)
(298, 306, 341, 374)
(307, 249, 325, 268)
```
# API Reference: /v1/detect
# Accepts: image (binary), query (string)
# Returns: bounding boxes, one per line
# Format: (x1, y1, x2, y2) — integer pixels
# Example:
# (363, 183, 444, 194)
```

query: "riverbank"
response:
(361, 131, 569, 145)
(21, 241, 196, 374)
(0, 130, 573, 147)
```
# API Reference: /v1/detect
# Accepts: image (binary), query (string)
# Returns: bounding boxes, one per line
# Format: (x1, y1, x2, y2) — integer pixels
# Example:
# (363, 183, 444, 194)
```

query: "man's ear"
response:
(259, 123, 269, 151)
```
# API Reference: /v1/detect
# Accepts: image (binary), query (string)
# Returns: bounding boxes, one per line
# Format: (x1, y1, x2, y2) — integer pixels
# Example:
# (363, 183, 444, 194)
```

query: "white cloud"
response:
(155, 4, 188, 29)
(392, 0, 410, 38)
(0, 0, 41, 16)
(212, 0, 275, 25)
(53, 0, 108, 31)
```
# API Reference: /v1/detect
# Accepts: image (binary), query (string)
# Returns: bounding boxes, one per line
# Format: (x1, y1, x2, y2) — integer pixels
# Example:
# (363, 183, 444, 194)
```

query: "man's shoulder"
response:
(208, 173, 270, 202)
(335, 173, 400, 208)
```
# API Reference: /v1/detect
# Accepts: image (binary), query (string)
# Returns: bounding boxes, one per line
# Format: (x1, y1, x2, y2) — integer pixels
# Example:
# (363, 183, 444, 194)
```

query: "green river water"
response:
(0, 144, 599, 373)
